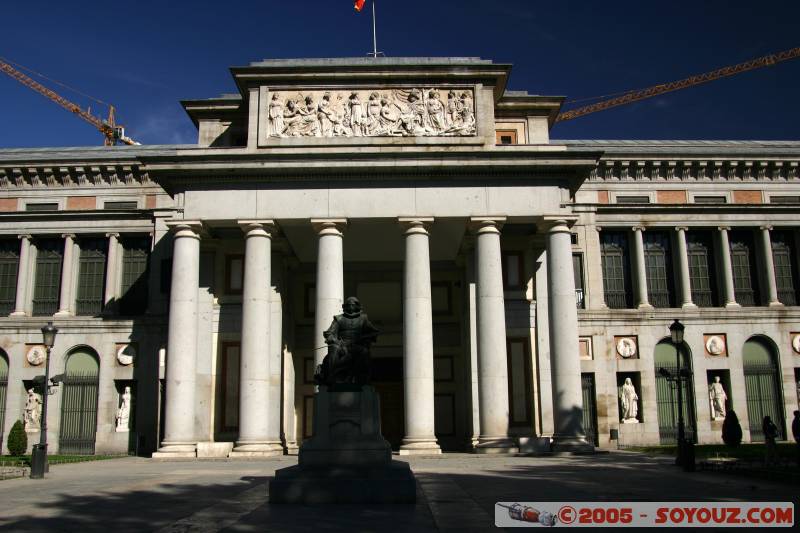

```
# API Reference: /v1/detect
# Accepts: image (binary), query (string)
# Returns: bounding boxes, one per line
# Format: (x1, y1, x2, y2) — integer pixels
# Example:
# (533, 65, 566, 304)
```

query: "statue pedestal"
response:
(269, 385, 416, 503)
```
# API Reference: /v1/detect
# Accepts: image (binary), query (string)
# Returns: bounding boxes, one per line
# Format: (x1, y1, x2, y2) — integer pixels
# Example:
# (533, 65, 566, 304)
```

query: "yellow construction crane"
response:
(556, 47, 800, 123)
(0, 57, 139, 146)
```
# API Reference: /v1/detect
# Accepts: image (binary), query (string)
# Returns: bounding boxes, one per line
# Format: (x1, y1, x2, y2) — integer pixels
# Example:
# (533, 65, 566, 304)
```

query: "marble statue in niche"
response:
(116, 386, 132, 432)
(267, 88, 477, 138)
(620, 377, 639, 423)
(708, 375, 728, 421)
(24, 388, 42, 431)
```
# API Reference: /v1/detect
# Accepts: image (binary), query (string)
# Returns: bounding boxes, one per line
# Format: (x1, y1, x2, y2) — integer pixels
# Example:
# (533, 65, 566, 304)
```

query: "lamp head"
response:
(669, 319, 685, 345)
(41, 321, 58, 348)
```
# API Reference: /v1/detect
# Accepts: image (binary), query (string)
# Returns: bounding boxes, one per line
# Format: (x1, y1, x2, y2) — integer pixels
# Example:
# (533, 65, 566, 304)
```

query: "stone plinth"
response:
(269, 385, 416, 503)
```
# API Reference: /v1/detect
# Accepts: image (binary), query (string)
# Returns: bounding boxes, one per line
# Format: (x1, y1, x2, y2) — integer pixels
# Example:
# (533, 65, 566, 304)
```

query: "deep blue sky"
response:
(2, 0, 799, 147)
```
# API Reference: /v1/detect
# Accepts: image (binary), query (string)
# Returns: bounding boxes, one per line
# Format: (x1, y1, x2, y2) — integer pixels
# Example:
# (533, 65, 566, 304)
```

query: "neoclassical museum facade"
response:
(0, 57, 799, 456)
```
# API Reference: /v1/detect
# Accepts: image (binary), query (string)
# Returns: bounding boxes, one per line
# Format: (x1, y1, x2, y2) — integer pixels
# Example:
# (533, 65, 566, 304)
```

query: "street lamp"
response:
(30, 321, 57, 479)
(660, 319, 695, 472)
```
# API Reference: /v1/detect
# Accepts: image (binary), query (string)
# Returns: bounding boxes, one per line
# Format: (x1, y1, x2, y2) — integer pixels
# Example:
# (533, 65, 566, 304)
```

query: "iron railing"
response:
(744, 363, 784, 441)
(575, 289, 585, 309)
(0, 372, 7, 449)
(734, 288, 756, 307)
(649, 291, 671, 308)
(778, 289, 797, 306)
(581, 374, 598, 446)
(605, 291, 629, 309)
(655, 364, 696, 445)
(691, 290, 714, 308)
(58, 372, 99, 455)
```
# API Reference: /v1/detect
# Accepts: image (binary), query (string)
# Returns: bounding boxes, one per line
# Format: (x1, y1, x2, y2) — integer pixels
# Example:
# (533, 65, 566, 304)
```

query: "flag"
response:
(354, 0, 366, 12)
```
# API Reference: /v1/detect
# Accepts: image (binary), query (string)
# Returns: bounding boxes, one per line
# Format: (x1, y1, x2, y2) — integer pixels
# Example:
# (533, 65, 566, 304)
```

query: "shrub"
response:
(7, 420, 27, 456)
(722, 410, 743, 447)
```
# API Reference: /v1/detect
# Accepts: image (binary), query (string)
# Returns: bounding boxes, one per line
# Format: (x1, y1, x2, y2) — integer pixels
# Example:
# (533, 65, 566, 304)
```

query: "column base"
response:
(9, 311, 27, 317)
(54, 310, 73, 317)
(681, 302, 697, 309)
(551, 436, 594, 454)
(285, 442, 300, 456)
(230, 441, 284, 457)
(399, 438, 441, 456)
(473, 436, 518, 454)
(724, 302, 741, 309)
(637, 303, 653, 310)
(768, 301, 784, 308)
(152, 442, 196, 459)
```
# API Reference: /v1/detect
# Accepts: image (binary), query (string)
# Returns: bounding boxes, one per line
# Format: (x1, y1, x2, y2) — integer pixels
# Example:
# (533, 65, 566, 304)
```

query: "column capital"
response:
(717, 226, 731, 232)
(61, 233, 76, 240)
(310, 218, 347, 236)
(399, 217, 433, 235)
(166, 220, 204, 239)
(105, 232, 120, 239)
(238, 220, 276, 238)
(632, 225, 646, 232)
(538, 216, 577, 234)
(469, 216, 505, 234)
(675, 226, 688, 232)
(760, 224, 773, 231)
(18, 234, 32, 241)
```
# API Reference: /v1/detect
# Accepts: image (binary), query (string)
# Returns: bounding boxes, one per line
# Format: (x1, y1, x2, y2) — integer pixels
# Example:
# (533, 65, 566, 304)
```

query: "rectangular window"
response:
(616, 196, 650, 204)
(75, 238, 107, 315)
(506, 338, 531, 427)
(573, 253, 585, 309)
(0, 240, 20, 315)
(119, 237, 150, 315)
(694, 196, 727, 204)
(32, 239, 63, 316)
(103, 201, 138, 210)
(220, 342, 240, 433)
(686, 231, 718, 307)
(225, 255, 244, 294)
(643, 231, 675, 308)
(495, 130, 518, 145)
(771, 230, 798, 306)
(729, 231, 759, 306)
(600, 231, 632, 309)
(770, 195, 800, 204)
(502, 251, 524, 290)
(25, 203, 59, 212)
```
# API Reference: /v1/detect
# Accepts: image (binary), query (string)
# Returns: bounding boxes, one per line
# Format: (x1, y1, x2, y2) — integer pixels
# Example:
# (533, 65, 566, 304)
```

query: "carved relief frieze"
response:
(263, 87, 476, 139)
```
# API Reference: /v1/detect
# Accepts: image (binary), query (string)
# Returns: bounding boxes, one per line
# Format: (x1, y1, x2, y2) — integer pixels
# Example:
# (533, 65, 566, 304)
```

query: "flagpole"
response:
(372, 1, 378, 58)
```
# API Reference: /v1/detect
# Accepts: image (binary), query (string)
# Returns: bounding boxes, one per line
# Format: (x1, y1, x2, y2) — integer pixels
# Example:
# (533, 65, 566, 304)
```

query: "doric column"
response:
(675, 227, 696, 308)
(154, 221, 202, 457)
(311, 219, 346, 367)
(104, 232, 120, 311)
(760, 225, 782, 307)
(471, 217, 516, 453)
(11, 235, 32, 316)
(232, 220, 282, 456)
(543, 218, 593, 452)
(268, 279, 284, 452)
(718, 227, 739, 308)
(631, 226, 651, 308)
(399, 218, 441, 455)
(55, 234, 76, 316)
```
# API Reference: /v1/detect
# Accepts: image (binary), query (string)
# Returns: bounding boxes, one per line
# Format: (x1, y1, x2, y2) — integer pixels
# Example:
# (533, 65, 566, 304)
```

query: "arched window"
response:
(742, 337, 784, 441)
(654, 339, 696, 444)
(59, 347, 100, 455)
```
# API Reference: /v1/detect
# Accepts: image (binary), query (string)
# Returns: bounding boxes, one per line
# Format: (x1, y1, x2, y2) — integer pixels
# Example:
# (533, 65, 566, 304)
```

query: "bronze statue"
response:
(315, 296, 379, 387)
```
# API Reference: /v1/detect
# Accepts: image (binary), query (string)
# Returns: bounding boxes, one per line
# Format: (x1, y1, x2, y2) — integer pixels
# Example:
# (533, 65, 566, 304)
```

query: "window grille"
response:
(25, 203, 58, 212)
(32, 239, 63, 316)
(600, 232, 632, 309)
(643, 231, 674, 308)
(119, 237, 150, 315)
(687, 232, 717, 307)
(729, 232, 758, 306)
(771, 231, 797, 306)
(76, 238, 107, 315)
(103, 201, 138, 210)
(769, 195, 800, 204)
(573, 253, 585, 309)
(616, 195, 650, 204)
(0, 240, 19, 315)
(694, 196, 727, 204)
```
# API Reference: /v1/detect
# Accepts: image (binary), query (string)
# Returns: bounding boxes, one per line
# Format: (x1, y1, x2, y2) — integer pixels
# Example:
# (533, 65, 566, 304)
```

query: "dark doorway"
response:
(370, 357, 404, 450)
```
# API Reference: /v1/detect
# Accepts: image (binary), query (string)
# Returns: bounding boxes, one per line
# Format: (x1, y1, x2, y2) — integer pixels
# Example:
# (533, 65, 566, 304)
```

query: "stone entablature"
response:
(587, 159, 800, 182)
(0, 165, 151, 189)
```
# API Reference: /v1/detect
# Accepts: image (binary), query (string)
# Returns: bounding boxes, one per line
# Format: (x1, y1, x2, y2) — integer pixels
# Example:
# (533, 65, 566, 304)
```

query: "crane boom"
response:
(0, 58, 139, 145)
(555, 47, 800, 122)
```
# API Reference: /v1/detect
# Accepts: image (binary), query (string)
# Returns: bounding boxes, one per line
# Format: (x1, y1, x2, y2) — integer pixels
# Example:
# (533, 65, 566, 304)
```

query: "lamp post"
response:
(30, 321, 57, 479)
(658, 320, 695, 472)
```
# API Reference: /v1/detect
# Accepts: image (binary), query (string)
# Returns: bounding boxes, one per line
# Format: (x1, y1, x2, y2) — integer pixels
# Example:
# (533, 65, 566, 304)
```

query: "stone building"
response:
(0, 57, 798, 456)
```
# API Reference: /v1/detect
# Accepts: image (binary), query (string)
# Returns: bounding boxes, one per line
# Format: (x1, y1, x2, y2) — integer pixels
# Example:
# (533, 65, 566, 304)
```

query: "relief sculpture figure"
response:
(266, 88, 476, 138)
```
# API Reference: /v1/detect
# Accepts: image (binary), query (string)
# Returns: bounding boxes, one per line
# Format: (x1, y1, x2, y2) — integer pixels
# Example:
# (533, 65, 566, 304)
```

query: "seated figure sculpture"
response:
(315, 297, 379, 387)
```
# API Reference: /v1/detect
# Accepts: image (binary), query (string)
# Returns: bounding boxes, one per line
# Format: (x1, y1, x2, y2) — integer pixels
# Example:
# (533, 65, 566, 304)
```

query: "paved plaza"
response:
(0, 452, 796, 532)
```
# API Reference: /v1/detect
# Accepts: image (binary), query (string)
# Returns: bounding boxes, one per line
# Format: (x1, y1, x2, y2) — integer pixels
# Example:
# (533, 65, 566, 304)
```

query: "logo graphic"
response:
(498, 503, 558, 527)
